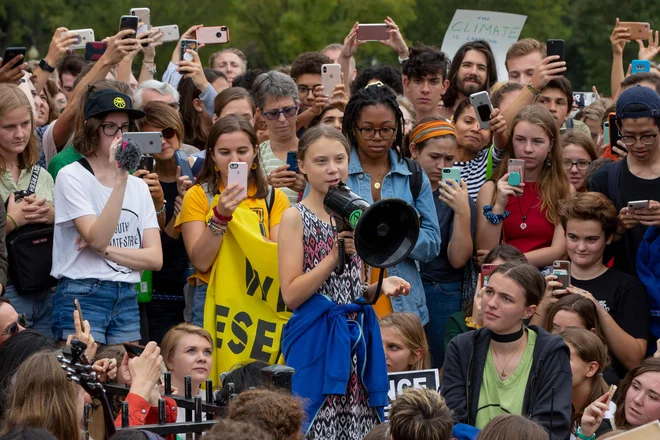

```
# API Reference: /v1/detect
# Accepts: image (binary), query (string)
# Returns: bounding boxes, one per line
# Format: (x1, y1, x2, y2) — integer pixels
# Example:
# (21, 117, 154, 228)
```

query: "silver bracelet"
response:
(156, 201, 167, 216)
(207, 218, 227, 236)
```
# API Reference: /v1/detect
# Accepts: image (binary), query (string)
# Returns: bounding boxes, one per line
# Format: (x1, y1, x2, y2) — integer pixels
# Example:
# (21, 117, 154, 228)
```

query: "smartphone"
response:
(151, 25, 180, 43)
(119, 15, 139, 39)
(138, 156, 154, 174)
(573, 92, 597, 108)
(64, 29, 95, 50)
(469, 91, 493, 129)
(130, 7, 150, 33)
(74, 298, 84, 323)
(196, 26, 230, 44)
(602, 121, 610, 145)
(481, 264, 500, 286)
(84, 42, 107, 61)
(547, 39, 565, 64)
(322, 64, 342, 96)
(619, 22, 650, 40)
(123, 342, 146, 358)
(632, 59, 651, 74)
(123, 132, 162, 154)
(441, 167, 462, 184)
(628, 200, 650, 210)
(174, 149, 194, 181)
(286, 151, 299, 173)
(356, 24, 389, 41)
(507, 159, 526, 186)
(180, 39, 198, 62)
(1, 47, 26, 68)
(606, 384, 618, 406)
(552, 260, 571, 290)
(228, 162, 248, 198)
(608, 112, 626, 154)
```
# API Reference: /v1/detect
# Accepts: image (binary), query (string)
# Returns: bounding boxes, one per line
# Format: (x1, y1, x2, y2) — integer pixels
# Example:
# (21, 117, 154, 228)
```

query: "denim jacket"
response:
(347, 149, 441, 325)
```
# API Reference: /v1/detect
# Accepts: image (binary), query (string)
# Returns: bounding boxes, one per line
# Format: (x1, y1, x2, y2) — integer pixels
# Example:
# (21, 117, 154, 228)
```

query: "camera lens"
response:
(221, 26, 227, 31)
(323, 67, 327, 73)
(216, 32, 222, 38)
(230, 163, 237, 169)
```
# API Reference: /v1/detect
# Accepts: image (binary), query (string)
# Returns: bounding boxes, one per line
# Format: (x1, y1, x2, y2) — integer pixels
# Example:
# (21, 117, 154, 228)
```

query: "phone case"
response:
(65, 29, 95, 50)
(552, 260, 571, 290)
(174, 150, 194, 181)
(228, 162, 248, 198)
(122, 132, 163, 154)
(119, 16, 139, 38)
(619, 22, 650, 40)
(547, 39, 564, 63)
(138, 156, 154, 173)
(85, 42, 107, 61)
(180, 39, 198, 62)
(322, 64, 342, 95)
(573, 92, 597, 108)
(628, 200, 650, 210)
(356, 24, 389, 41)
(507, 159, 525, 186)
(441, 167, 462, 183)
(481, 264, 499, 286)
(130, 7, 150, 27)
(608, 113, 623, 152)
(286, 152, 299, 173)
(152, 25, 180, 43)
(469, 91, 493, 129)
(602, 121, 610, 145)
(632, 60, 651, 74)
(1, 47, 26, 67)
(196, 26, 230, 44)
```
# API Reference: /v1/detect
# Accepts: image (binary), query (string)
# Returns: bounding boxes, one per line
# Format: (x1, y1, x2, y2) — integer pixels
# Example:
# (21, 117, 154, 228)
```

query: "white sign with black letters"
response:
(384, 368, 440, 419)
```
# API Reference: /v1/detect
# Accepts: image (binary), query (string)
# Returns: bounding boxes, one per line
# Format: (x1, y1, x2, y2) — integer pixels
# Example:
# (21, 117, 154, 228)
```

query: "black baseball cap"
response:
(616, 85, 660, 120)
(83, 89, 146, 121)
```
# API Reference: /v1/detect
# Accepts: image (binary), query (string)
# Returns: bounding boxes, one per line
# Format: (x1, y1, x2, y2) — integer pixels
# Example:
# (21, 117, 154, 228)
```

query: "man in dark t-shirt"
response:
(590, 86, 660, 276)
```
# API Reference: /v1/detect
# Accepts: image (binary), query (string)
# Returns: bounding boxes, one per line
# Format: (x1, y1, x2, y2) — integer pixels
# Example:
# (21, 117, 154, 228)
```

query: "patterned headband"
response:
(410, 120, 456, 145)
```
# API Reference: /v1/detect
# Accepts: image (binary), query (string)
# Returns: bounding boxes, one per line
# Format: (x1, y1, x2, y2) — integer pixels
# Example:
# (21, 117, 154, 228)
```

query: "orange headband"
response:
(410, 120, 457, 145)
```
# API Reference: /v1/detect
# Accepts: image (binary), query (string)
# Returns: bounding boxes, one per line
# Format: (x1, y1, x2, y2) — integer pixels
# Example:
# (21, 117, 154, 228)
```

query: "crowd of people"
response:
(0, 12, 659, 440)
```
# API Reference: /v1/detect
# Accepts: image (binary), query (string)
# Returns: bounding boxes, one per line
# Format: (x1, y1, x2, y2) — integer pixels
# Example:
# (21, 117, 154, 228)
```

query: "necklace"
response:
(516, 195, 538, 230)
(491, 334, 526, 378)
(370, 161, 390, 190)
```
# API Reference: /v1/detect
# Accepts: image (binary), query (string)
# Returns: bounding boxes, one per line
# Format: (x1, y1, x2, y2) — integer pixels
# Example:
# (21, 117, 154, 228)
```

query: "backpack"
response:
(403, 157, 422, 202)
(5, 165, 57, 293)
(202, 183, 276, 234)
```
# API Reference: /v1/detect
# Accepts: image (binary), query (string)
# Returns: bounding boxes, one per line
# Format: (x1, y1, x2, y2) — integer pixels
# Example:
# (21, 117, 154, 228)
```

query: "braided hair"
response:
(342, 83, 405, 159)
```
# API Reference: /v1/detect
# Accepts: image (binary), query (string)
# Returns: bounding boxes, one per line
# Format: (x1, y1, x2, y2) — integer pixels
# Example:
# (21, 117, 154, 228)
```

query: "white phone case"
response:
(152, 25, 180, 43)
(65, 29, 95, 50)
(130, 8, 150, 28)
(228, 162, 248, 198)
(322, 64, 342, 96)
(469, 91, 493, 129)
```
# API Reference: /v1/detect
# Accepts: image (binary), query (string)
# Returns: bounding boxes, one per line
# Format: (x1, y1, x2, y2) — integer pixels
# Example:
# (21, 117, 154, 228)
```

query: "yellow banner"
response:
(203, 202, 292, 383)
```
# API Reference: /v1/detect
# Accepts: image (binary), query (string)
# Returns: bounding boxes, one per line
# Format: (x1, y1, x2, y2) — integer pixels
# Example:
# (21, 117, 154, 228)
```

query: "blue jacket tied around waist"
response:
(282, 294, 389, 428)
(637, 226, 660, 338)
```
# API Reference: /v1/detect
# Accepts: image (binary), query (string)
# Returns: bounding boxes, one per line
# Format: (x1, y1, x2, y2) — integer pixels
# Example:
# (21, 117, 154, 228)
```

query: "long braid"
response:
(342, 84, 405, 159)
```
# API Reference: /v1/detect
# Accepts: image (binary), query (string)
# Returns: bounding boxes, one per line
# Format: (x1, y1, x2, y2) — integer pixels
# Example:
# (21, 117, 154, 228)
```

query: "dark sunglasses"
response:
(1, 313, 27, 337)
(161, 127, 176, 139)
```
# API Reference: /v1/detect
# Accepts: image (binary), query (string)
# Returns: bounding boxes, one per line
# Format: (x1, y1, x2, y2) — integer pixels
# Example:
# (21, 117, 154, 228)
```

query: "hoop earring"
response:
(214, 164, 219, 172)
(251, 163, 257, 170)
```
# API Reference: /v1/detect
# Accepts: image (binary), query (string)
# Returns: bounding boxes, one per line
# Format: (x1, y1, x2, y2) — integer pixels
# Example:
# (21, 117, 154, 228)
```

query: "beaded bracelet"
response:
(6, 214, 18, 230)
(527, 81, 541, 97)
(156, 201, 167, 216)
(207, 218, 227, 236)
(483, 205, 510, 225)
(212, 205, 233, 222)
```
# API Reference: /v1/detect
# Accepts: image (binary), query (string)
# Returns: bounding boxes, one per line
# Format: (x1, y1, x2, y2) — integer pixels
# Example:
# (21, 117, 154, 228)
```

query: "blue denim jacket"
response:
(347, 149, 441, 325)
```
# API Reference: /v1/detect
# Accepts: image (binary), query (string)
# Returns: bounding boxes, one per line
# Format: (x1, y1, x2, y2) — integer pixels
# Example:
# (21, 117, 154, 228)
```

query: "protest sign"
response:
(441, 10, 527, 80)
(384, 368, 440, 419)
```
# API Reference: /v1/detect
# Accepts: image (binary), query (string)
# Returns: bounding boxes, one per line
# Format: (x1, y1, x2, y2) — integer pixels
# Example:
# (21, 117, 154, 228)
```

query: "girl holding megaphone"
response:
(278, 124, 411, 438)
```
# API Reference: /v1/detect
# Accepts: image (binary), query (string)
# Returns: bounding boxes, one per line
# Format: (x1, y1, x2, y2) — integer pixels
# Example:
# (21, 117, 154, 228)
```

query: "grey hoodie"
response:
(441, 325, 572, 439)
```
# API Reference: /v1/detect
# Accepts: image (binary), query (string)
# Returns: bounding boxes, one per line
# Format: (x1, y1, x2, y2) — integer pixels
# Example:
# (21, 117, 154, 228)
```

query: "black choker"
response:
(490, 326, 525, 343)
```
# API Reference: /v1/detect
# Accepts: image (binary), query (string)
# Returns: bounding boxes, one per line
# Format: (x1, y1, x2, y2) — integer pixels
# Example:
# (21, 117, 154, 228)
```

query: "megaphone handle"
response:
(372, 268, 385, 304)
(336, 238, 345, 275)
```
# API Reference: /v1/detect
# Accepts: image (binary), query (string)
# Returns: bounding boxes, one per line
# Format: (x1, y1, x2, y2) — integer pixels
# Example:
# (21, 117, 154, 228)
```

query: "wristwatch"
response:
(38, 58, 55, 73)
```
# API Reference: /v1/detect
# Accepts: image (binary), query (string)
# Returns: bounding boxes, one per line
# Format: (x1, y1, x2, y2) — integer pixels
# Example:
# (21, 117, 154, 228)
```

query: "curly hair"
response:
(351, 66, 404, 96)
(402, 45, 450, 81)
(290, 52, 332, 82)
(389, 388, 453, 440)
(443, 40, 498, 109)
(204, 419, 273, 440)
(228, 388, 305, 440)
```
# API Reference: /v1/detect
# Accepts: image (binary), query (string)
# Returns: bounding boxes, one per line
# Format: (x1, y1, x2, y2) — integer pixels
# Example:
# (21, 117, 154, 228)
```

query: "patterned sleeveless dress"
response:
(295, 203, 381, 440)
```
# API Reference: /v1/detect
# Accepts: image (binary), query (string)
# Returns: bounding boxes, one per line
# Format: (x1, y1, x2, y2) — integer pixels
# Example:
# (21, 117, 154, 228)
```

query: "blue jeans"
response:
(4, 284, 55, 338)
(423, 281, 462, 369)
(52, 278, 141, 344)
(191, 283, 208, 327)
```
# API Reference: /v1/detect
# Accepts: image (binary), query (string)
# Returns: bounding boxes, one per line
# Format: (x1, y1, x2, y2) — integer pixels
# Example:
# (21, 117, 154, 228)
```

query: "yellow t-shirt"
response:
(175, 183, 289, 284)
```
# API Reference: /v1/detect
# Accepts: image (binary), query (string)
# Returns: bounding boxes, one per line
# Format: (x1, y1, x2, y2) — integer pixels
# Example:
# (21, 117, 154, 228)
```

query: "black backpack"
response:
(403, 157, 422, 202)
(5, 165, 57, 293)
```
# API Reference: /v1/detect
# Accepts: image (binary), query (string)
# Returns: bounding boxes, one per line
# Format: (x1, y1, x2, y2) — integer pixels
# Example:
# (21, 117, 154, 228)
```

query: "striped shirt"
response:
(455, 146, 504, 201)
(259, 140, 299, 205)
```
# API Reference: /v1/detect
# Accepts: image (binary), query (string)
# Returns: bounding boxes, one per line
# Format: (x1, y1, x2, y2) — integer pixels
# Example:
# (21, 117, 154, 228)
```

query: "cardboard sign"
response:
(609, 421, 660, 439)
(441, 10, 527, 80)
(384, 368, 440, 419)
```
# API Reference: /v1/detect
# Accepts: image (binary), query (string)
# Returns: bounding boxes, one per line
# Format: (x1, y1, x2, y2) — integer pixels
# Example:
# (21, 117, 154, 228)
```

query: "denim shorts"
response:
(52, 278, 141, 344)
(4, 284, 55, 338)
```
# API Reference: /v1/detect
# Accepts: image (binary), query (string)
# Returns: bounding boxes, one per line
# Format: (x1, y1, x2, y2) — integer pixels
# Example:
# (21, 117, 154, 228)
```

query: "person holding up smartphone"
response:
(406, 118, 475, 368)
(476, 106, 572, 269)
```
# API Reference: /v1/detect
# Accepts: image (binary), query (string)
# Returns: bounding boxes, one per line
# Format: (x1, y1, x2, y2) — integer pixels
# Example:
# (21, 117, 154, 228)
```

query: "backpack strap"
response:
(201, 182, 213, 209)
(607, 159, 624, 208)
(27, 165, 41, 194)
(403, 157, 422, 202)
(265, 185, 275, 231)
(77, 158, 94, 176)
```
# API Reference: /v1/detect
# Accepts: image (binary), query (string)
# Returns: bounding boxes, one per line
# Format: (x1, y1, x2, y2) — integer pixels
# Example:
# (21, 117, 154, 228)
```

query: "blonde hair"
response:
(380, 312, 431, 370)
(489, 105, 571, 223)
(0, 84, 39, 172)
(389, 388, 453, 440)
(160, 323, 213, 370)
(1, 350, 82, 439)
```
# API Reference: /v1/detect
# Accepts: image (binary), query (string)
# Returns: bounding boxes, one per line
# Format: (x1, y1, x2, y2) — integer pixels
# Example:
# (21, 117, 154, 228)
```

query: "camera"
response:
(323, 66, 327, 73)
(216, 32, 222, 38)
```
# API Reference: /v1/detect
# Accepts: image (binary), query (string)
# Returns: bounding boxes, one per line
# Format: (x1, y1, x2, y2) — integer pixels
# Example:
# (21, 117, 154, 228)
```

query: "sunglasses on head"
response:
(1, 313, 27, 337)
(161, 127, 176, 139)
